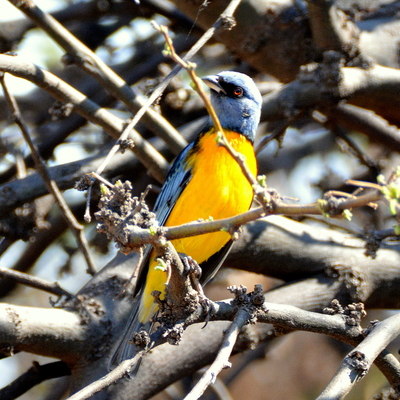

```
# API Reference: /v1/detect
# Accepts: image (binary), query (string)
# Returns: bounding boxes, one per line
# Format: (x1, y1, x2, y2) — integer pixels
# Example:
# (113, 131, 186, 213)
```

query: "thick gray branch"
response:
(0, 54, 169, 182)
(316, 313, 400, 399)
(227, 216, 400, 308)
(0, 303, 85, 362)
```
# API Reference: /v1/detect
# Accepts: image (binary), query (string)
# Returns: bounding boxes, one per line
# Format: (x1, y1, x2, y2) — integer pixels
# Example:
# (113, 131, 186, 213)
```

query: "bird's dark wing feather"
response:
(109, 143, 195, 368)
(153, 142, 194, 223)
(200, 239, 233, 285)
(133, 142, 194, 296)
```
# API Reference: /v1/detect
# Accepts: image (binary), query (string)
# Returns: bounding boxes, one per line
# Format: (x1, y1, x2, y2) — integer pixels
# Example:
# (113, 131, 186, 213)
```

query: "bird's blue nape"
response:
(202, 71, 262, 143)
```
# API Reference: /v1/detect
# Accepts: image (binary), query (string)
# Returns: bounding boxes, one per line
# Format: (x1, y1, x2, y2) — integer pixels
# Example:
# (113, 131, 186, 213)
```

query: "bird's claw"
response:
(200, 297, 216, 328)
(179, 253, 214, 326)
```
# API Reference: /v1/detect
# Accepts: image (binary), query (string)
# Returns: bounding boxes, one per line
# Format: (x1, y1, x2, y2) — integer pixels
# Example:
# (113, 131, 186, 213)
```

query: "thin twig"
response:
(0, 54, 170, 184)
(65, 354, 143, 400)
(113, 0, 243, 153)
(0, 267, 72, 298)
(346, 179, 381, 190)
(7, 0, 185, 154)
(153, 22, 272, 213)
(184, 308, 249, 400)
(114, 187, 383, 250)
(91, 0, 243, 185)
(6, 0, 242, 216)
(0, 73, 97, 275)
(330, 124, 379, 172)
(316, 313, 400, 400)
(0, 361, 71, 400)
(328, 103, 400, 152)
(153, 22, 224, 135)
(90, 172, 114, 188)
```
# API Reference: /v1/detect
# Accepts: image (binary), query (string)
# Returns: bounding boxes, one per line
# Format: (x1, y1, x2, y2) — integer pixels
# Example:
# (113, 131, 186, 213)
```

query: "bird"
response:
(110, 70, 262, 368)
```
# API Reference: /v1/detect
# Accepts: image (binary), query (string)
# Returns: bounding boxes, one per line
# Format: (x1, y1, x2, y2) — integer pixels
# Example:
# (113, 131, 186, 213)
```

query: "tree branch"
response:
(1, 73, 97, 275)
(0, 303, 85, 361)
(261, 61, 400, 126)
(95, 179, 384, 254)
(184, 307, 250, 400)
(7, 0, 185, 154)
(0, 267, 72, 298)
(316, 313, 400, 399)
(0, 361, 70, 400)
(227, 215, 400, 309)
(82, 293, 400, 399)
(0, 54, 169, 183)
(0, 148, 137, 219)
(306, 0, 361, 59)
(326, 103, 400, 151)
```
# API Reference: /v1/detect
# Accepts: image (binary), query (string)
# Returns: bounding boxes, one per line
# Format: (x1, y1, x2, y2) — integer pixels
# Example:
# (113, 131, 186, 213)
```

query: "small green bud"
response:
(215, 131, 223, 144)
(377, 174, 386, 185)
(155, 258, 167, 271)
(317, 199, 330, 218)
(388, 182, 400, 199)
(257, 175, 267, 187)
(342, 209, 353, 221)
(100, 184, 110, 195)
(389, 199, 398, 216)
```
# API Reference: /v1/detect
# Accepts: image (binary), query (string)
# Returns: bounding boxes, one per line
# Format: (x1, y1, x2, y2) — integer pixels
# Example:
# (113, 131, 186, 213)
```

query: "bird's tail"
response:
(108, 290, 152, 371)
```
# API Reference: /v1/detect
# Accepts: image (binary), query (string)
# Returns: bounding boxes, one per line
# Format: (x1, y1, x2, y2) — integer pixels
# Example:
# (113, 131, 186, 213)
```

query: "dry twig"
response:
(0, 73, 97, 275)
(0, 267, 72, 298)
(184, 308, 250, 400)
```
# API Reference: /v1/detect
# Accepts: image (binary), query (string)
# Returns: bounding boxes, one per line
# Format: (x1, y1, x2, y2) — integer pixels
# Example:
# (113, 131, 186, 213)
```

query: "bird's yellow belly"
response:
(139, 130, 257, 322)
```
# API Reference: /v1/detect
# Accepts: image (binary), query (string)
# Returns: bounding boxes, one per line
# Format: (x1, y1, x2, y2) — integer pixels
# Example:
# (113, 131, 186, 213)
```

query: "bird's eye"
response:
(233, 87, 243, 97)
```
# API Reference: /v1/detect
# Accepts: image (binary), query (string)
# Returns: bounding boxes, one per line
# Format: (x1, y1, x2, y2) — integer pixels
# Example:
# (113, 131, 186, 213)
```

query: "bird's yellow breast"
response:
(167, 130, 256, 260)
(140, 129, 257, 322)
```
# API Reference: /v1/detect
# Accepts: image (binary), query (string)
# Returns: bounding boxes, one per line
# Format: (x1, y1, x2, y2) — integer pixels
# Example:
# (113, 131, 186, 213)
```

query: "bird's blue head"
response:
(202, 71, 262, 143)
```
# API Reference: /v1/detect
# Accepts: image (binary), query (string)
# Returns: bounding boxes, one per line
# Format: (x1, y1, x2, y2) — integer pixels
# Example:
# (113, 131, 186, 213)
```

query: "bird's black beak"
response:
(201, 75, 227, 94)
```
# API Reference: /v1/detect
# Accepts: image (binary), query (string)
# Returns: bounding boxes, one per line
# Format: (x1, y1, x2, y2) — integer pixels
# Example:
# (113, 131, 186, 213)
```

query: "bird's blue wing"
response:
(153, 142, 194, 225)
(131, 142, 194, 298)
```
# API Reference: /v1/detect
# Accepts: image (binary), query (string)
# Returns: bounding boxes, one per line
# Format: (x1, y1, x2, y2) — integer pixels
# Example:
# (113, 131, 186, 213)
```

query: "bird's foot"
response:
(179, 254, 215, 324)
(179, 253, 203, 292)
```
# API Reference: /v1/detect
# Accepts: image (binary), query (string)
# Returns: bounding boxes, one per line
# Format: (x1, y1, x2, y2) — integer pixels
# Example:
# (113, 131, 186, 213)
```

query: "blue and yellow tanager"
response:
(111, 71, 262, 365)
